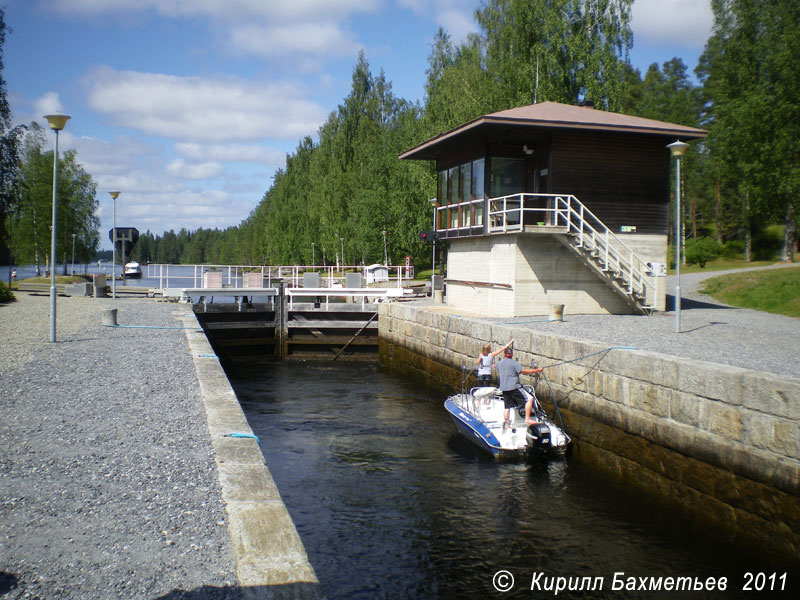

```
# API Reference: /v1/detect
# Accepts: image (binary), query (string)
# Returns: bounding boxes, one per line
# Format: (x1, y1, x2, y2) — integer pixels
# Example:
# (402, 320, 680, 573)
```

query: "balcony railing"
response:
(435, 193, 656, 309)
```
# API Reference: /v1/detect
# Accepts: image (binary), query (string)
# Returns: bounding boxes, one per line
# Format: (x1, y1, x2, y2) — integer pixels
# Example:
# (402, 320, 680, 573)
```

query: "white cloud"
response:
(631, 0, 713, 49)
(228, 22, 363, 60)
(33, 92, 66, 122)
(397, 0, 477, 42)
(165, 159, 224, 180)
(86, 67, 328, 143)
(175, 142, 286, 167)
(41, 0, 379, 62)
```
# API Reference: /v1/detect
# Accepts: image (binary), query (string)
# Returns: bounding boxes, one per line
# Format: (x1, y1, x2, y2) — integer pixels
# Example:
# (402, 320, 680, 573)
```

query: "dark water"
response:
(231, 362, 798, 600)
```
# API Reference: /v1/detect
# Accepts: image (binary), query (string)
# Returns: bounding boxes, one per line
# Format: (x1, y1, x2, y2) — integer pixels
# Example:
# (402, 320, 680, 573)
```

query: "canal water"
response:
(230, 362, 797, 600)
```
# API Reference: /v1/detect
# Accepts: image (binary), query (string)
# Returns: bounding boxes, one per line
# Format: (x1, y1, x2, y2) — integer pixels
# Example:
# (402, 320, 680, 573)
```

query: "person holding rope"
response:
(496, 344, 543, 428)
(475, 339, 513, 388)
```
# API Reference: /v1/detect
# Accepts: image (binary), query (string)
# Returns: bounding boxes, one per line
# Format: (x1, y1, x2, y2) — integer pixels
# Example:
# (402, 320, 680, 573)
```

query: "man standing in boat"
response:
(496, 343, 544, 428)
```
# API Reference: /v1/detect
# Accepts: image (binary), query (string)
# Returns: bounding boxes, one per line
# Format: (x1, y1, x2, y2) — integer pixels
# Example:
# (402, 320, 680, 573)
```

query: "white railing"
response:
(485, 193, 656, 307)
(146, 263, 415, 290)
(286, 287, 411, 309)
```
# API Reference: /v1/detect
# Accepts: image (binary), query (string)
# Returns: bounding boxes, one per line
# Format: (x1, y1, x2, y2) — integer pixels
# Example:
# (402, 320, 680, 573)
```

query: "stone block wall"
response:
(378, 302, 800, 558)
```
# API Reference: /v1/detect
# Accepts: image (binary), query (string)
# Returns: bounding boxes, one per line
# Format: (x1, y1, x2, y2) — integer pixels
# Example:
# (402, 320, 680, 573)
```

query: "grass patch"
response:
(668, 258, 778, 275)
(700, 266, 800, 317)
(10, 275, 91, 289)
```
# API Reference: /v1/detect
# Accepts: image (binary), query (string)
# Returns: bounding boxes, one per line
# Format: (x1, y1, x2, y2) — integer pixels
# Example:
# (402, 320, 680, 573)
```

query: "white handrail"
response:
(483, 193, 655, 306)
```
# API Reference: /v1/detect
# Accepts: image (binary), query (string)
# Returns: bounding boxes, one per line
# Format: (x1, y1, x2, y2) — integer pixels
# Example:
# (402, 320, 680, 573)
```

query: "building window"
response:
(437, 158, 487, 231)
(472, 158, 485, 226)
(490, 157, 523, 197)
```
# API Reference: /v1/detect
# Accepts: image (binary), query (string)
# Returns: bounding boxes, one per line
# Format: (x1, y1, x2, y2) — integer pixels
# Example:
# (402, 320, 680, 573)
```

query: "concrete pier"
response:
(0, 293, 324, 599)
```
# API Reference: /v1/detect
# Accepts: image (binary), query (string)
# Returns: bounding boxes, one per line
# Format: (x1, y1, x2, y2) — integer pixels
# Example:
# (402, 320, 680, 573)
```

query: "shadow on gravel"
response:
(667, 294, 734, 311)
(0, 572, 19, 595)
(154, 581, 326, 600)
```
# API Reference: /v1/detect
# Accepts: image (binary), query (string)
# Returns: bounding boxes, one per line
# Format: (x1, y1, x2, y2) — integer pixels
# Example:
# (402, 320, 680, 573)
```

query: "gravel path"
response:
(484, 262, 800, 380)
(0, 293, 242, 599)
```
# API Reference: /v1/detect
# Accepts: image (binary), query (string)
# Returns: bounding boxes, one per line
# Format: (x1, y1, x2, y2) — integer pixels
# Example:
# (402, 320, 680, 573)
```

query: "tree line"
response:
(2, 1, 797, 271)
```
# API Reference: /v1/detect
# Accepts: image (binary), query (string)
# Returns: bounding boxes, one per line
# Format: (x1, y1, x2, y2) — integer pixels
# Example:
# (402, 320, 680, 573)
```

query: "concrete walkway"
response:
(0, 293, 324, 600)
(477, 262, 800, 381)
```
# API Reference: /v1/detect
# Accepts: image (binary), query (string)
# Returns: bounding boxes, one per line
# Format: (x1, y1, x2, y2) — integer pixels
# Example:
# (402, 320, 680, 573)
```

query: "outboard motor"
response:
(525, 422, 551, 457)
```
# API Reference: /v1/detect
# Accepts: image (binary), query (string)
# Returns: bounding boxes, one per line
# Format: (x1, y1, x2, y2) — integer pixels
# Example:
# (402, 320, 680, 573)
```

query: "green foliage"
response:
(0, 279, 14, 303)
(684, 237, 720, 267)
(698, 0, 799, 260)
(10, 125, 100, 272)
(700, 267, 800, 317)
(475, 0, 633, 110)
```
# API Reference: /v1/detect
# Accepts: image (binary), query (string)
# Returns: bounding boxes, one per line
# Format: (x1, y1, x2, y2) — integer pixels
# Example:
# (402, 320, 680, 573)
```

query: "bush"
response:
(0, 281, 15, 303)
(684, 237, 720, 268)
(720, 239, 745, 259)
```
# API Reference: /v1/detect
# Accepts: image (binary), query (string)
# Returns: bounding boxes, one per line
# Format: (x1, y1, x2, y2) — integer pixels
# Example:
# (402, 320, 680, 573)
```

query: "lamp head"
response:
(109, 191, 120, 200)
(44, 113, 70, 131)
(667, 140, 689, 158)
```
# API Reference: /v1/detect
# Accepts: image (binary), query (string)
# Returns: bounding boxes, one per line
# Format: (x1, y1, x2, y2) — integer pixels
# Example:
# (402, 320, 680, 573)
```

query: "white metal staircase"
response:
(486, 193, 658, 314)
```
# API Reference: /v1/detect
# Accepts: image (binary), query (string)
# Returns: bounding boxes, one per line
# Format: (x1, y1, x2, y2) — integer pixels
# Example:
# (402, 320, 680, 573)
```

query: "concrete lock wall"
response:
(377, 302, 800, 558)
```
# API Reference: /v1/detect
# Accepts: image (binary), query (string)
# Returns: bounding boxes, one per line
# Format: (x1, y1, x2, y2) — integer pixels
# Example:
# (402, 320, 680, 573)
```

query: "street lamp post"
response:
(340, 237, 345, 270)
(311, 242, 315, 267)
(667, 140, 689, 333)
(71, 233, 76, 276)
(381, 230, 388, 266)
(109, 191, 120, 299)
(44, 113, 70, 343)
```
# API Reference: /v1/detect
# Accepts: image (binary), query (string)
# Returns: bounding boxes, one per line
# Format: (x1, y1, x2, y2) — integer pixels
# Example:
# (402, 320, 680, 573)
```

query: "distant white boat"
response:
(124, 262, 142, 278)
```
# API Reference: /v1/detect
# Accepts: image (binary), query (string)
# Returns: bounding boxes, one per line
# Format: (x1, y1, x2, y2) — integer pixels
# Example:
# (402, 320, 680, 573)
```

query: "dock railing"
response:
(147, 263, 415, 291)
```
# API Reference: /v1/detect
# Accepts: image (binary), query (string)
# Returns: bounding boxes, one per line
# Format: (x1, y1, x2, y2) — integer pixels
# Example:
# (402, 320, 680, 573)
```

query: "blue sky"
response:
(4, 0, 713, 250)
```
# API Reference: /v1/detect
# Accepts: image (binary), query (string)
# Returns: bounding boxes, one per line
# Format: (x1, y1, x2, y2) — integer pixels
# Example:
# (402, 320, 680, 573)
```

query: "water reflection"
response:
(230, 362, 797, 599)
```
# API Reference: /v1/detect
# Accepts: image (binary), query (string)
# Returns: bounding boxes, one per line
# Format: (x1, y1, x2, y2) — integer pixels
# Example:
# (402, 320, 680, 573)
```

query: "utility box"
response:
(243, 272, 263, 287)
(647, 262, 667, 277)
(303, 272, 320, 288)
(345, 272, 362, 288)
(203, 271, 223, 288)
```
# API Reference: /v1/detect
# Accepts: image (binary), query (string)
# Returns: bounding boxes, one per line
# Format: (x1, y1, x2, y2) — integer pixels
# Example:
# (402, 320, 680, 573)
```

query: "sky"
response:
(3, 0, 713, 250)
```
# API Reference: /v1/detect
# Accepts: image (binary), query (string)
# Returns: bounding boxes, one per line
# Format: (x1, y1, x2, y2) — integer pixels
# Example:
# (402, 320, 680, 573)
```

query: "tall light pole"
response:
(667, 140, 689, 333)
(44, 113, 70, 343)
(109, 191, 120, 299)
(340, 237, 345, 270)
(71, 233, 76, 276)
(381, 230, 388, 266)
(311, 242, 315, 267)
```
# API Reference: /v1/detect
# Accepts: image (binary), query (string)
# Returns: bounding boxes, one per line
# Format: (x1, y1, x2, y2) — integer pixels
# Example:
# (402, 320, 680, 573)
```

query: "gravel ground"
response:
(482, 262, 800, 380)
(0, 293, 242, 599)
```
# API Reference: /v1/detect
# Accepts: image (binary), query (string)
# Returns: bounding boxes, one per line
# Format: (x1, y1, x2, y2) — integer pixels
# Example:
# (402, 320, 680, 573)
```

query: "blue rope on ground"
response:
(226, 432, 260, 444)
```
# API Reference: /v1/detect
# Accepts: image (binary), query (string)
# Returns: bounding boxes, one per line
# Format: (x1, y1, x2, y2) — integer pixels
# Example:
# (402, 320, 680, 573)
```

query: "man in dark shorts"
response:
(495, 347, 544, 427)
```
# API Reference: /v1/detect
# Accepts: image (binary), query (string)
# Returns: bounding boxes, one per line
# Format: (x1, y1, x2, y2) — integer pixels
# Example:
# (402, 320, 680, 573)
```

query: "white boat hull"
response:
(444, 387, 570, 461)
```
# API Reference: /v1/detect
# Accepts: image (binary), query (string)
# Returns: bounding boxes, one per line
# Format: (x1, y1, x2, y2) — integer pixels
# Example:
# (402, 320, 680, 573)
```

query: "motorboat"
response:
(123, 262, 142, 278)
(444, 365, 570, 461)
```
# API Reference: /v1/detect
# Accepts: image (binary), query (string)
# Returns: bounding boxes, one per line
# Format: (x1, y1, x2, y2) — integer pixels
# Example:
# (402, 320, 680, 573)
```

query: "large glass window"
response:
(490, 157, 523, 197)
(472, 159, 485, 226)
(460, 163, 471, 227)
(437, 158, 487, 231)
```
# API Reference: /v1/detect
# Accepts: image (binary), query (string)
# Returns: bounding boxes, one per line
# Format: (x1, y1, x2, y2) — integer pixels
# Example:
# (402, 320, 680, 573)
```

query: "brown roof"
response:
(399, 101, 707, 160)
